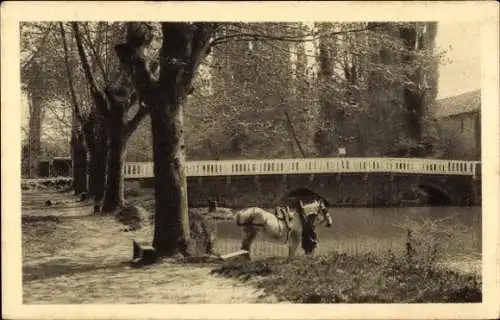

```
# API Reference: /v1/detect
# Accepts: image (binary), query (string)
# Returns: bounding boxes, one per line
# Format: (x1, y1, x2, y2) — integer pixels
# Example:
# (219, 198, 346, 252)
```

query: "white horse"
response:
(235, 199, 333, 259)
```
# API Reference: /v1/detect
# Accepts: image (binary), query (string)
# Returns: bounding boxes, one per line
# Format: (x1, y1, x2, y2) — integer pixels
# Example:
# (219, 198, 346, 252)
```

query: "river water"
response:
(213, 206, 482, 261)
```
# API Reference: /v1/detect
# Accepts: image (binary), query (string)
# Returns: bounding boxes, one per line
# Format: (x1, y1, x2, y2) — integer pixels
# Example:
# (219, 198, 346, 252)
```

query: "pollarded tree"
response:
(116, 22, 217, 256)
(70, 22, 149, 212)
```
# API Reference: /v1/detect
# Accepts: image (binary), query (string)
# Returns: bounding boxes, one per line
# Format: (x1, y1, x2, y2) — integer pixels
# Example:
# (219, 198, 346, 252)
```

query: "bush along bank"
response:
(210, 251, 481, 303)
(21, 177, 73, 191)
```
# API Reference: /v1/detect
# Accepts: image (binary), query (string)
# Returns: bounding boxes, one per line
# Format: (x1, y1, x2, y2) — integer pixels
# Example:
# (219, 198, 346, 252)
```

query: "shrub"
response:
(115, 204, 151, 231)
(21, 177, 73, 191)
(189, 210, 217, 256)
(396, 215, 474, 270)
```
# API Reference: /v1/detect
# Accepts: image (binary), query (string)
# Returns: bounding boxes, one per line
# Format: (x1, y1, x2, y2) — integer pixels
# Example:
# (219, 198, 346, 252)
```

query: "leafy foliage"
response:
(22, 22, 448, 162)
(182, 22, 445, 160)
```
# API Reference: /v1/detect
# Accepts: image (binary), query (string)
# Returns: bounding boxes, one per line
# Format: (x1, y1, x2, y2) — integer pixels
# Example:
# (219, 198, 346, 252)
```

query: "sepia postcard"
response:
(1, 1, 499, 319)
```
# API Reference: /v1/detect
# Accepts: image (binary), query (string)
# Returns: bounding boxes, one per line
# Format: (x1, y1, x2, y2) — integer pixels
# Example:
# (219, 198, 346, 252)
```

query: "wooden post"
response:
(132, 239, 157, 266)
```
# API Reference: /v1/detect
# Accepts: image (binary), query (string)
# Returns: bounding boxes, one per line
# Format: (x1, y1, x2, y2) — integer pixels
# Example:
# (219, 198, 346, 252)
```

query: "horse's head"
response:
(299, 199, 332, 228)
(317, 199, 332, 228)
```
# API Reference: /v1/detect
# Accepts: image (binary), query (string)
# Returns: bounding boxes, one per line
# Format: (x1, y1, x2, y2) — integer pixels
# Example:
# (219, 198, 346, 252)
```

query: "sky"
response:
(435, 21, 481, 99)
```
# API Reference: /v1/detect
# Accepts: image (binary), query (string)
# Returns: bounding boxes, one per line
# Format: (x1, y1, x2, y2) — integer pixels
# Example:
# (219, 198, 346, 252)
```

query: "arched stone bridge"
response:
(125, 157, 481, 208)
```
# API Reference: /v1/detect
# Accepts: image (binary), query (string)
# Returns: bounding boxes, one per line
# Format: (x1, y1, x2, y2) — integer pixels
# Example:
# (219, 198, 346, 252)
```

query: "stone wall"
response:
(138, 173, 480, 208)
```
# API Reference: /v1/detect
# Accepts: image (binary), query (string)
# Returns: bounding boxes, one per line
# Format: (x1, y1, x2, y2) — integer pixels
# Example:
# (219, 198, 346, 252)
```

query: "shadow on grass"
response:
(23, 259, 131, 283)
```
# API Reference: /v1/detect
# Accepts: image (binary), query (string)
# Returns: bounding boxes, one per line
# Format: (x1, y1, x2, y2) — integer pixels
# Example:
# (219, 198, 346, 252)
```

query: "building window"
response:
(460, 117, 464, 133)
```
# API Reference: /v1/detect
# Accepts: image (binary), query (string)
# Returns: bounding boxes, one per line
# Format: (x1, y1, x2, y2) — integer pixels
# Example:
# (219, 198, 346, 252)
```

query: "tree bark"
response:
(89, 147, 107, 211)
(101, 100, 127, 213)
(60, 21, 88, 194)
(27, 91, 43, 178)
(117, 22, 215, 257)
(71, 126, 88, 195)
(73, 22, 147, 213)
(101, 138, 126, 212)
(150, 99, 190, 256)
(150, 23, 214, 257)
(85, 112, 108, 211)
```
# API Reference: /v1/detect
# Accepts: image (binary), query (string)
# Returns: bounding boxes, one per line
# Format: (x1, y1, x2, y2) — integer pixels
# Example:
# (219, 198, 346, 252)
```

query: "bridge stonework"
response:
(125, 158, 481, 208)
(179, 173, 480, 208)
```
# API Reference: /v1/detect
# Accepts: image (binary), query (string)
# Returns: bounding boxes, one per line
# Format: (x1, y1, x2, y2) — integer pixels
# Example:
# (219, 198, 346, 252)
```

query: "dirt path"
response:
(22, 191, 282, 304)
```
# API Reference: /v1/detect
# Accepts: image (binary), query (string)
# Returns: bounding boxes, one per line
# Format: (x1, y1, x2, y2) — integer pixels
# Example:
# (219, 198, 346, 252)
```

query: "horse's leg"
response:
(241, 225, 258, 260)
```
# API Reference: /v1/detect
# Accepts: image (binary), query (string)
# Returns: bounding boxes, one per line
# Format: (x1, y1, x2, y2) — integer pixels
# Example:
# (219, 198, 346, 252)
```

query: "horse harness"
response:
(274, 206, 293, 243)
(274, 204, 314, 245)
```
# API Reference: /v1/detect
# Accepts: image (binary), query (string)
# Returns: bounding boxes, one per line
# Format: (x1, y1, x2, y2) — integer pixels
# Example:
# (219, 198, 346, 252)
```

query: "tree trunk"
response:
(101, 140, 126, 212)
(115, 22, 215, 258)
(315, 23, 337, 156)
(88, 147, 107, 211)
(86, 116, 108, 212)
(102, 103, 127, 213)
(28, 92, 43, 178)
(150, 100, 191, 256)
(71, 127, 88, 195)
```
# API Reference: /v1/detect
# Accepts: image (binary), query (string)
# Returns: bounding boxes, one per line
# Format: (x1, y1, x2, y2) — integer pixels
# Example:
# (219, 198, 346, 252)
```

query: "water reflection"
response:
(214, 206, 481, 258)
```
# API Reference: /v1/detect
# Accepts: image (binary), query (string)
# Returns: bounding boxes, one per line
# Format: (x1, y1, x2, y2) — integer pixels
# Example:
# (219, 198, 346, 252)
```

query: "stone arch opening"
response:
(280, 187, 330, 207)
(416, 183, 453, 206)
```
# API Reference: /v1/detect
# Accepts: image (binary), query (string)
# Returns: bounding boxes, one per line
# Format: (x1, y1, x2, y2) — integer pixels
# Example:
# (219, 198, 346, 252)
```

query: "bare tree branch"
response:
(45, 103, 72, 129)
(82, 22, 110, 84)
(210, 23, 383, 47)
(21, 125, 29, 139)
(283, 107, 307, 158)
(21, 25, 53, 72)
(124, 102, 148, 138)
(71, 22, 110, 117)
(59, 22, 85, 124)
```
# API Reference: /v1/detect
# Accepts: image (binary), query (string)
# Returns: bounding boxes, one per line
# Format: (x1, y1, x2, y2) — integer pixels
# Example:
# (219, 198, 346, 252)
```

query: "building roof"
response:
(434, 89, 481, 118)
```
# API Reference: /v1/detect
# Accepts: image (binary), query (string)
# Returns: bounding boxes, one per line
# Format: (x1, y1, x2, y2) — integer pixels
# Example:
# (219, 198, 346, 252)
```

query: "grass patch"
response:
(211, 252, 481, 303)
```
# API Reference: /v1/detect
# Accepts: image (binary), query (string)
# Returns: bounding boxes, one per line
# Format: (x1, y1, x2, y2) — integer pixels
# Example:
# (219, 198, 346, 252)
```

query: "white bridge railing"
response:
(123, 158, 480, 179)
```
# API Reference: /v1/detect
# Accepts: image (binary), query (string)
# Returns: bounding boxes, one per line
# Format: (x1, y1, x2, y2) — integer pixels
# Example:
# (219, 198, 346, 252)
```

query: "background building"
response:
(434, 90, 481, 160)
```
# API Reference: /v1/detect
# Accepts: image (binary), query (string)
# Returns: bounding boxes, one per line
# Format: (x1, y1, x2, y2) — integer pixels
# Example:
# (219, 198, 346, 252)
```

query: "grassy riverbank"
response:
(211, 252, 482, 303)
